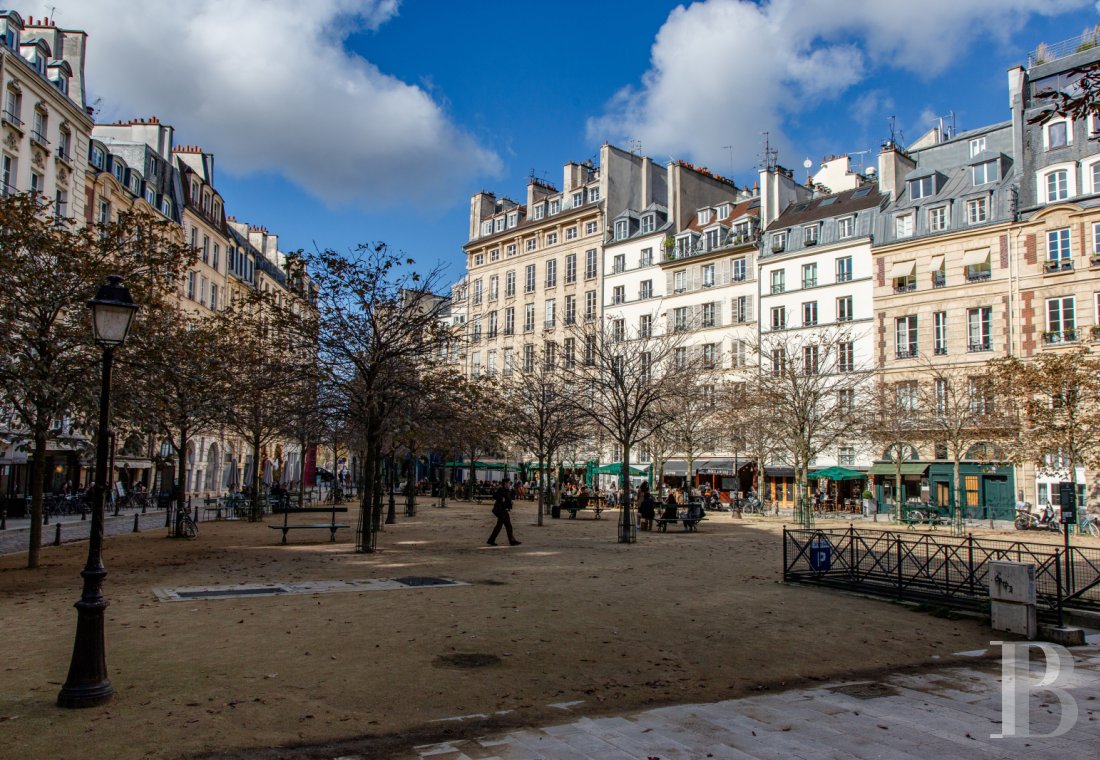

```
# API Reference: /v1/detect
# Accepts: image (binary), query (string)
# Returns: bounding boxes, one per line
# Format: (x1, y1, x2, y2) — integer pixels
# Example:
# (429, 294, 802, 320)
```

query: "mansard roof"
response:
(771, 185, 884, 230)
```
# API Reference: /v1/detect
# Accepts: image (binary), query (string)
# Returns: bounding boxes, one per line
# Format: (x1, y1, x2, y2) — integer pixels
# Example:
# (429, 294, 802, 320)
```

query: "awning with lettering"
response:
(961, 248, 990, 267)
(888, 260, 915, 279)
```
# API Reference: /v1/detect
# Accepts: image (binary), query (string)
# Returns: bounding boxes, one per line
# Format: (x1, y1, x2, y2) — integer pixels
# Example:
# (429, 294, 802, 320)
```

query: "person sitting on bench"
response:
(657, 492, 678, 532)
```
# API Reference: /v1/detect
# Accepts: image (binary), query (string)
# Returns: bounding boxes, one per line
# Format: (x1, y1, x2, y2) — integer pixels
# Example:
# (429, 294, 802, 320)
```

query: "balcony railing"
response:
(771, 239, 786, 253)
(1044, 258, 1074, 273)
(967, 340, 992, 353)
(966, 270, 992, 282)
(802, 278, 818, 289)
(30, 129, 49, 146)
(1042, 329, 1079, 345)
(770, 284, 785, 294)
(2, 109, 22, 128)
(896, 347, 918, 359)
(893, 282, 916, 293)
(836, 271, 852, 283)
(934, 346, 948, 356)
(1090, 254, 1100, 269)
(932, 272, 946, 288)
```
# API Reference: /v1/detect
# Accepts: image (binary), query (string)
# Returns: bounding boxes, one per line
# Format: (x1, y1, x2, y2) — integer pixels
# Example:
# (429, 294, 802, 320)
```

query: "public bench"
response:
(655, 513, 708, 532)
(560, 497, 608, 519)
(269, 505, 349, 544)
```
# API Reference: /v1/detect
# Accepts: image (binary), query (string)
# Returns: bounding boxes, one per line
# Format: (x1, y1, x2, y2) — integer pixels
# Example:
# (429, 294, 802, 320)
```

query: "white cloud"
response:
(588, 0, 1091, 175)
(53, 0, 500, 208)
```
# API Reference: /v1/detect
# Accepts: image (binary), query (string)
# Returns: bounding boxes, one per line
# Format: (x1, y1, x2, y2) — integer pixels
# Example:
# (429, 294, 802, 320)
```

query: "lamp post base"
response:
(57, 573, 114, 708)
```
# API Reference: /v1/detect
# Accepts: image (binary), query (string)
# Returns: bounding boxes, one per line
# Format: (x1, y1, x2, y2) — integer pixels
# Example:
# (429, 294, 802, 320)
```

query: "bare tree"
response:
(565, 316, 692, 543)
(716, 379, 784, 505)
(866, 377, 924, 521)
(656, 380, 717, 492)
(0, 195, 196, 566)
(501, 342, 585, 526)
(915, 360, 1017, 535)
(752, 326, 872, 527)
(297, 247, 451, 552)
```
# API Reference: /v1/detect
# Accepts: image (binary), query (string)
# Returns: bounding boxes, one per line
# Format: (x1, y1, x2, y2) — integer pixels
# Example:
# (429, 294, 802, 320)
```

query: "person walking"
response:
(487, 478, 521, 546)
(638, 481, 656, 531)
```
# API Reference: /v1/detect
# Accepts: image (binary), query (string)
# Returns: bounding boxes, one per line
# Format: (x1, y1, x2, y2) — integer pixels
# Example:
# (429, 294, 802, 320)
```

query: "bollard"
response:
(81, 507, 86, 520)
(43, 509, 49, 525)
(0, 508, 5, 530)
(133, 513, 140, 533)
(53, 522, 61, 546)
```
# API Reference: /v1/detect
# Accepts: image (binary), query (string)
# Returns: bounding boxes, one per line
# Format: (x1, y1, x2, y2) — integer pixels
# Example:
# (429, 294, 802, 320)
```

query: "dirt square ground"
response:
(0, 500, 1028, 759)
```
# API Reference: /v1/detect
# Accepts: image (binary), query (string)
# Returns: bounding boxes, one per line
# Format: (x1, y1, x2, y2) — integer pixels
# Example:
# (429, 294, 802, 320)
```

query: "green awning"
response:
(810, 466, 866, 481)
(868, 462, 930, 476)
(592, 462, 650, 476)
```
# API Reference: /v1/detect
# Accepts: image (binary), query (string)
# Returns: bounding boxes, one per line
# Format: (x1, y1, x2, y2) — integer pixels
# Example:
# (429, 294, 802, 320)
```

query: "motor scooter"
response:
(1014, 502, 1061, 532)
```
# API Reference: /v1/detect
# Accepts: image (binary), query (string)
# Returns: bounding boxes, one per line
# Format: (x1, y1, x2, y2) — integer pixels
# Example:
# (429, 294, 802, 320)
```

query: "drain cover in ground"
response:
(829, 682, 900, 699)
(434, 653, 501, 668)
(175, 587, 286, 599)
(394, 577, 458, 587)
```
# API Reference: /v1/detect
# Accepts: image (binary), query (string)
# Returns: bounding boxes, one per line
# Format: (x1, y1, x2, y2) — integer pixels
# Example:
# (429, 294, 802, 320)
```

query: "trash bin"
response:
(809, 536, 832, 573)
(551, 504, 561, 519)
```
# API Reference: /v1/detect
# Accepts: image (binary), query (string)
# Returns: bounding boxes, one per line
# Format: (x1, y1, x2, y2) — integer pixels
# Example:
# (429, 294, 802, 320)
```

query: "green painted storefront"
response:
(871, 460, 1016, 520)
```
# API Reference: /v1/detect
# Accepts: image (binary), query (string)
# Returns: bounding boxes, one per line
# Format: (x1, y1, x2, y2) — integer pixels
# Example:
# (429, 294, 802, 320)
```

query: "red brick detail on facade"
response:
(1000, 235, 1008, 270)
(1024, 234, 1036, 266)
(1001, 295, 1010, 355)
(1020, 290, 1035, 357)
(876, 312, 886, 368)
(84, 187, 94, 224)
(875, 257, 885, 287)
(1079, 222, 1086, 261)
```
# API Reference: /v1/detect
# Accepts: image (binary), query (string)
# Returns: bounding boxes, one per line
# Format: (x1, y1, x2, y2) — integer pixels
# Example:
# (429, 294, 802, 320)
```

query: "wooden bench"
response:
(269, 506, 349, 544)
(654, 515, 708, 532)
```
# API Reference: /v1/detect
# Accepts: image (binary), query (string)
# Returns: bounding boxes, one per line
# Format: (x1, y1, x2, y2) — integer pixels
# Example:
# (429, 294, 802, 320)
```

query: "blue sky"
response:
(55, 1, 1100, 285)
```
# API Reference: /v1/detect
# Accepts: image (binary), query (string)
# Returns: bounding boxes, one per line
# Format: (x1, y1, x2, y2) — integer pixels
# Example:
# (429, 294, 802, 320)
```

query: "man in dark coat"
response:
(487, 478, 521, 546)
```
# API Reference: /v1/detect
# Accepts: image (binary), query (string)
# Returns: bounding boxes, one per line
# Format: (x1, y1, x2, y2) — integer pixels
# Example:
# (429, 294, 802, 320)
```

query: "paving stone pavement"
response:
(404, 639, 1100, 760)
(0, 510, 171, 555)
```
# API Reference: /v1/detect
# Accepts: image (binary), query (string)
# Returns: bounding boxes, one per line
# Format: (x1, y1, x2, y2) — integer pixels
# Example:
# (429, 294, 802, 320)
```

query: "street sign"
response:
(1059, 481, 1076, 524)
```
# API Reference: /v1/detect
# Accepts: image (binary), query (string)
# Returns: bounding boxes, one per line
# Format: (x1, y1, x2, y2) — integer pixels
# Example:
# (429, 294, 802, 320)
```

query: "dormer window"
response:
(802, 224, 819, 246)
(90, 144, 105, 170)
(615, 218, 629, 240)
(494, 216, 505, 233)
(145, 187, 156, 206)
(549, 198, 561, 214)
(507, 211, 518, 227)
(532, 203, 545, 220)
(717, 204, 730, 218)
(969, 137, 986, 157)
(112, 160, 125, 184)
(588, 187, 600, 203)
(57, 128, 71, 160)
(128, 173, 140, 194)
(909, 175, 935, 199)
(1, 23, 18, 52)
(1045, 119, 1071, 150)
(161, 197, 172, 217)
(572, 191, 584, 208)
(698, 209, 712, 225)
(971, 160, 998, 185)
(480, 220, 491, 236)
(640, 214, 655, 234)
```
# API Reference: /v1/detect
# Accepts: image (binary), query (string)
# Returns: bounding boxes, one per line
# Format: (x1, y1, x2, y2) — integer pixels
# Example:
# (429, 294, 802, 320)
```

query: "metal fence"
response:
(783, 526, 1100, 620)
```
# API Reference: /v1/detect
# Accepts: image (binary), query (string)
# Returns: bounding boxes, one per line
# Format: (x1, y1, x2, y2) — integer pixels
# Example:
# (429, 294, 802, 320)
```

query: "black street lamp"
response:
(57, 275, 138, 709)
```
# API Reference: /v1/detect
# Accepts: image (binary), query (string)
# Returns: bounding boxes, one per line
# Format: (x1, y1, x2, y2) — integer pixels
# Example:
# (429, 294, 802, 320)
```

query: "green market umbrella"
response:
(592, 462, 649, 476)
(810, 466, 865, 481)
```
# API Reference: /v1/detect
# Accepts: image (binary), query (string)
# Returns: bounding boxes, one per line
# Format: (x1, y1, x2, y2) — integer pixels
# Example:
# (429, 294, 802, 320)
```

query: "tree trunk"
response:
(619, 442, 635, 544)
(797, 461, 812, 529)
(952, 456, 964, 536)
(297, 433, 306, 509)
(405, 449, 416, 517)
(27, 432, 46, 568)
(894, 458, 903, 523)
(250, 433, 261, 522)
(175, 427, 189, 536)
(536, 455, 544, 527)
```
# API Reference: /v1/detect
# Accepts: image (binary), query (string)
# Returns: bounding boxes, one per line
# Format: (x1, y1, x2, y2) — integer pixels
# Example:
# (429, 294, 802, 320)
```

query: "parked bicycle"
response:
(1079, 513, 1100, 538)
(174, 505, 198, 539)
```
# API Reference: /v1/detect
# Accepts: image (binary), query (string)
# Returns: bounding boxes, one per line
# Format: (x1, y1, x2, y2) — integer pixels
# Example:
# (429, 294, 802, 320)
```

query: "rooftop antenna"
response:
(759, 131, 778, 171)
(44, 4, 57, 21)
(628, 138, 642, 155)
(847, 149, 871, 172)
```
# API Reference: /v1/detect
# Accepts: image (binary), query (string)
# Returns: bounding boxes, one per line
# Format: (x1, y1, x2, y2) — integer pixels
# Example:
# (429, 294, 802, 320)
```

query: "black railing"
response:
(1042, 329, 1079, 345)
(783, 526, 1100, 619)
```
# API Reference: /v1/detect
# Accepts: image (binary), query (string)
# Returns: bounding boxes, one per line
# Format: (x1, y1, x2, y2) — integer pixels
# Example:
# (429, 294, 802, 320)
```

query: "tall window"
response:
(801, 263, 817, 289)
(640, 247, 653, 267)
(487, 311, 498, 338)
(612, 253, 626, 273)
(771, 348, 786, 376)
(472, 279, 483, 305)
(675, 347, 688, 369)
(909, 176, 934, 199)
(928, 206, 947, 232)
(702, 263, 715, 287)
(525, 264, 535, 292)
(837, 216, 854, 239)
(967, 306, 992, 352)
(545, 299, 556, 328)
(732, 257, 746, 281)
(803, 224, 819, 245)
(702, 343, 718, 369)
(835, 256, 852, 282)
(563, 338, 575, 369)
(1046, 297, 1076, 343)
(639, 280, 653, 299)
(564, 295, 576, 324)
(701, 301, 716, 327)
(585, 249, 597, 279)
(836, 295, 853, 322)
(524, 303, 535, 332)
(895, 315, 918, 358)
(770, 306, 786, 330)
(565, 253, 576, 283)
(673, 270, 686, 292)
(545, 259, 557, 288)
(612, 285, 625, 305)
(731, 340, 746, 368)
(770, 269, 785, 294)
(505, 270, 516, 297)
(895, 214, 914, 238)
(933, 311, 947, 355)
(523, 345, 535, 373)
(802, 301, 818, 326)
(504, 307, 515, 335)
(611, 319, 625, 342)
(674, 307, 689, 331)
(972, 160, 998, 185)
(584, 290, 596, 319)
(1046, 169, 1069, 202)
(732, 295, 751, 323)
(838, 342, 854, 373)
(639, 314, 652, 338)
(1047, 228, 1071, 262)
(641, 215, 655, 234)
(966, 197, 987, 224)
